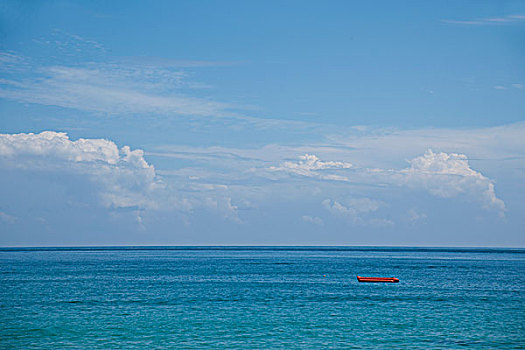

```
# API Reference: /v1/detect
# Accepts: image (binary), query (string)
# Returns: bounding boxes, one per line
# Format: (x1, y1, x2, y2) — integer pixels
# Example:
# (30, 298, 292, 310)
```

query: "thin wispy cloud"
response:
(442, 14, 525, 25)
(0, 54, 239, 118)
(116, 55, 240, 68)
(494, 83, 523, 90)
(0, 49, 328, 133)
(0, 29, 340, 134)
(31, 29, 107, 60)
(0, 31, 244, 120)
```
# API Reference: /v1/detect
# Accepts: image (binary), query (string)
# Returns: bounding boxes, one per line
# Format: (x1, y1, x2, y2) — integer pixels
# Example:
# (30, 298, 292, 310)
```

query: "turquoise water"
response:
(1, 247, 524, 349)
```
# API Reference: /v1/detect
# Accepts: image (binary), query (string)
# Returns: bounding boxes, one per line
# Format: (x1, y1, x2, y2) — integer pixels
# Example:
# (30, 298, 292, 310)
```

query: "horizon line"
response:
(1, 245, 523, 250)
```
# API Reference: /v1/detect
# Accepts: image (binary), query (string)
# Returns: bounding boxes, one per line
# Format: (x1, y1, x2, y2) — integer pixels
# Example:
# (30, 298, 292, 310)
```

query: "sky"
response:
(0, 0, 524, 247)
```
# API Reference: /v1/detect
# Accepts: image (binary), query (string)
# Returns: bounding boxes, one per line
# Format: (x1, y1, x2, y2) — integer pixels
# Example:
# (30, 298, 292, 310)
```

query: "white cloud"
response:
(322, 198, 383, 224)
(151, 123, 525, 181)
(204, 197, 241, 223)
(302, 215, 324, 226)
(0, 211, 17, 224)
(400, 150, 505, 216)
(0, 51, 324, 132)
(261, 147, 506, 217)
(32, 30, 106, 58)
(0, 64, 235, 118)
(0, 131, 247, 226)
(442, 14, 525, 25)
(326, 122, 525, 169)
(0, 42, 247, 120)
(152, 123, 518, 218)
(368, 218, 395, 227)
(1, 127, 512, 231)
(405, 149, 480, 178)
(494, 84, 523, 90)
(269, 150, 506, 218)
(0, 131, 120, 163)
(0, 131, 164, 210)
(150, 123, 525, 191)
(269, 154, 352, 181)
(407, 208, 427, 223)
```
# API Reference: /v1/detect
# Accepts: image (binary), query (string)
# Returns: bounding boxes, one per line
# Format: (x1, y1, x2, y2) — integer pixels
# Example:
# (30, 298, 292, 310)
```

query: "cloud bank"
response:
(0, 131, 508, 234)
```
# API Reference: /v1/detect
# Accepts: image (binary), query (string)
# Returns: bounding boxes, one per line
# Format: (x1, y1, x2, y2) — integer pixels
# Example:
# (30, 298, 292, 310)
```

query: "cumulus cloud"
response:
(269, 154, 352, 181)
(400, 150, 505, 216)
(259, 147, 505, 217)
(0, 131, 246, 226)
(0, 131, 164, 210)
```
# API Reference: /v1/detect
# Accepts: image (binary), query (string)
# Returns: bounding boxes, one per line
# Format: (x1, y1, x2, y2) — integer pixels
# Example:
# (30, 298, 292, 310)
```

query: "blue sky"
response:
(0, 0, 524, 246)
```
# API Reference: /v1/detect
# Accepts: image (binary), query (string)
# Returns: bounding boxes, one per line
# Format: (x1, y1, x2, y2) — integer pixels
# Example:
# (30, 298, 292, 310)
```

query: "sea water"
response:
(0, 247, 524, 349)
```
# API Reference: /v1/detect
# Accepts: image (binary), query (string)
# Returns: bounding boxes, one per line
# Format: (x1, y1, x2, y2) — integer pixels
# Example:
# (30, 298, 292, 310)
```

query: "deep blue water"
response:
(0, 247, 524, 349)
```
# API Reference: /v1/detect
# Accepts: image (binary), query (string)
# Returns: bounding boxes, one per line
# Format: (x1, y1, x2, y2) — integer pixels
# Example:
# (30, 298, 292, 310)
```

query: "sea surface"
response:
(0, 247, 524, 349)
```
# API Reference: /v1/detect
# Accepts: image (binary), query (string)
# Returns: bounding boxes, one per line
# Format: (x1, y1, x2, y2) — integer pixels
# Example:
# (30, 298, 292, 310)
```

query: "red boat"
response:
(357, 275, 399, 283)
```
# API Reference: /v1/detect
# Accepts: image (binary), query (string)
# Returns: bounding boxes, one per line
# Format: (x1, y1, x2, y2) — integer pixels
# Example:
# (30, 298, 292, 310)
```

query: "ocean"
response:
(0, 247, 524, 349)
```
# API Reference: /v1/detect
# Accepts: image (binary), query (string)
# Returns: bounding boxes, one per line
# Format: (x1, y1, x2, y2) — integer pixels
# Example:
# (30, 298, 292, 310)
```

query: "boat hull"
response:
(357, 275, 399, 283)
